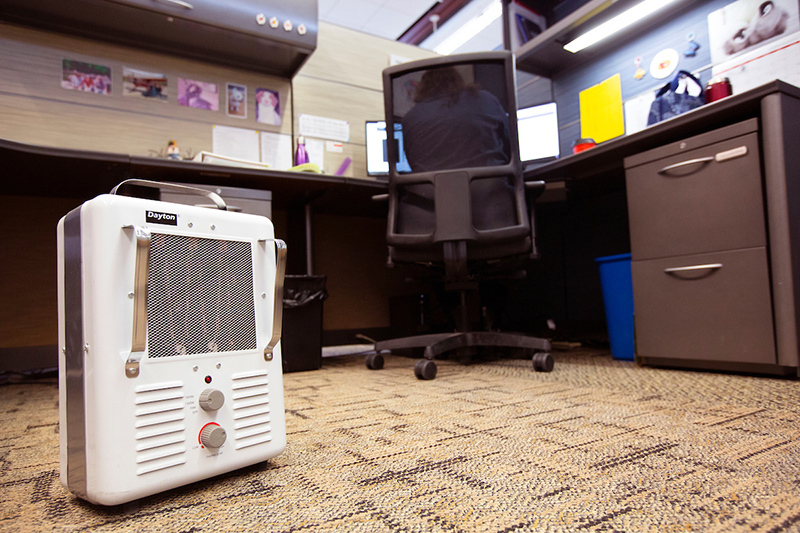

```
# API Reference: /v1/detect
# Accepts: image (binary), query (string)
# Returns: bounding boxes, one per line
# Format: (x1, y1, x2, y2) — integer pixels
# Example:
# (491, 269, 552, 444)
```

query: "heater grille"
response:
(147, 233, 257, 359)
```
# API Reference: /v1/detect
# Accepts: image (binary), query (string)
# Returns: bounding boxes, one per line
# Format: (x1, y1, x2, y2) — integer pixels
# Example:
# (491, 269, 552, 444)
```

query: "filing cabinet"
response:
(624, 119, 779, 370)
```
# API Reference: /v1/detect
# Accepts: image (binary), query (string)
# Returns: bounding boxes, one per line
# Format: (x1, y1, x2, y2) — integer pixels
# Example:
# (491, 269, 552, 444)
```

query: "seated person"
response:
(396, 66, 517, 235)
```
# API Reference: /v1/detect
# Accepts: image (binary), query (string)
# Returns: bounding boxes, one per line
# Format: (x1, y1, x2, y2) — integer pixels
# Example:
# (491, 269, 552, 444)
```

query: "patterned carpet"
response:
(2, 348, 800, 532)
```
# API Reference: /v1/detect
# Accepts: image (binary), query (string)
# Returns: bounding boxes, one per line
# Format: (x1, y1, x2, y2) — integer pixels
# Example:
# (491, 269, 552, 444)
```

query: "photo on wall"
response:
(226, 83, 247, 118)
(122, 67, 168, 100)
(255, 88, 282, 125)
(61, 59, 111, 95)
(177, 77, 219, 111)
(708, 0, 800, 64)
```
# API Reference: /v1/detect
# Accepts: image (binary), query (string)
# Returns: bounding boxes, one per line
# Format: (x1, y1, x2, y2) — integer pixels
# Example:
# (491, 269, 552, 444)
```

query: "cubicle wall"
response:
(549, 0, 800, 157)
(292, 22, 438, 178)
(512, 0, 800, 340)
(0, 20, 437, 358)
(0, 22, 292, 358)
(291, 23, 437, 336)
(0, 21, 437, 177)
(0, 23, 293, 158)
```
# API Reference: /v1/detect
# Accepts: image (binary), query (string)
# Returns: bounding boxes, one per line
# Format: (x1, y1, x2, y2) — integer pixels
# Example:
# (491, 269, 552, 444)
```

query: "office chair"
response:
(365, 51, 553, 380)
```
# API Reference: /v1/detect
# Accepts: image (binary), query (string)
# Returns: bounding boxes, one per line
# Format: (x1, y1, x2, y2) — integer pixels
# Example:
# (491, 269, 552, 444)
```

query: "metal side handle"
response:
(664, 263, 723, 274)
(155, 0, 194, 8)
(111, 179, 227, 210)
(125, 226, 151, 378)
(262, 239, 287, 361)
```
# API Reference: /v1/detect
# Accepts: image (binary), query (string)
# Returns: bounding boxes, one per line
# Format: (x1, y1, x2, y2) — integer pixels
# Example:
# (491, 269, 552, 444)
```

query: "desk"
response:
(0, 140, 392, 371)
(0, 138, 388, 215)
(0, 138, 388, 272)
(525, 80, 800, 374)
(524, 80, 799, 184)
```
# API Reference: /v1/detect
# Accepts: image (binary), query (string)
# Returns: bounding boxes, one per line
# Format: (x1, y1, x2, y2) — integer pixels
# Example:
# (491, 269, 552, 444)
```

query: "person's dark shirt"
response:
(402, 89, 510, 172)
(395, 88, 517, 234)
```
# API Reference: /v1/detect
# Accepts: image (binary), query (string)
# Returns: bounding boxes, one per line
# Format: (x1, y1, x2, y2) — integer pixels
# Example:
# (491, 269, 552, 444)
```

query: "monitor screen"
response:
(365, 121, 411, 176)
(517, 102, 560, 163)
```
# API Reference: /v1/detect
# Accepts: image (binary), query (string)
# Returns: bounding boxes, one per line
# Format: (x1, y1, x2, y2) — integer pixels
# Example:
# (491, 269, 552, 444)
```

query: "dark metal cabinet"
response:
(624, 119, 782, 371)
(0, 0, 317, 77)
(105, 0, 316, 46)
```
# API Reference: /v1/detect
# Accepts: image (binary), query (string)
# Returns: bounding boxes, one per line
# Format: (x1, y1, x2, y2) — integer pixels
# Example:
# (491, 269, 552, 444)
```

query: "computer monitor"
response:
(517, 102, 560, 164)
(368, 102, 558, 175)
(365, 120, 411, 176)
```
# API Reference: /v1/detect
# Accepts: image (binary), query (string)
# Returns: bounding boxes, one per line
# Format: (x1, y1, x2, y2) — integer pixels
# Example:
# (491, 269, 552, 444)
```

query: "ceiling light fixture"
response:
(433, 0, 502, 55)
(563, 0, 679, 53)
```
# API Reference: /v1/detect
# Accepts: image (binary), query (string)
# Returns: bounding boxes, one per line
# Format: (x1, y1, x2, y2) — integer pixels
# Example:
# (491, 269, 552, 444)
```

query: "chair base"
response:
(371, 332, 553, 379)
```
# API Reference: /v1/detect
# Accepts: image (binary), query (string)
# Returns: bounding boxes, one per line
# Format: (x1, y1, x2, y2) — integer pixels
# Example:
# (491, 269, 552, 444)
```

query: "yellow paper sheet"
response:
(578, 74, 625, 144)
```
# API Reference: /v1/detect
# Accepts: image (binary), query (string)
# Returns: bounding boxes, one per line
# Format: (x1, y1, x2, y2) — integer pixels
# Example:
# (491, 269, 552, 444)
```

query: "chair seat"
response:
(389, 237, 532, 264)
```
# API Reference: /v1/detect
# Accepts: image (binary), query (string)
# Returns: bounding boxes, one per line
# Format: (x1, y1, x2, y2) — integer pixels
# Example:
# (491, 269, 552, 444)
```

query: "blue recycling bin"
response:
(595, 253, 635, 360)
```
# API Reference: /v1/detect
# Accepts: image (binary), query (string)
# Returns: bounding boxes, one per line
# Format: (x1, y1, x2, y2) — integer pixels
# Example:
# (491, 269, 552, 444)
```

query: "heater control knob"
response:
(199, 389, 225, 411)
(200, 424, 227, 448)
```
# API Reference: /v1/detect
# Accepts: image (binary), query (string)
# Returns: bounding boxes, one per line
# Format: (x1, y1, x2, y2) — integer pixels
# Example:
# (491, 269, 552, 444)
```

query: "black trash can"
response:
(281, 275, 327, 373)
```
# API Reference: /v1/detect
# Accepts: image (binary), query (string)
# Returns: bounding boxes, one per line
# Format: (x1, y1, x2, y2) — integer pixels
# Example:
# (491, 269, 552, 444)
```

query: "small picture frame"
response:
(255, 88, 282, 126)
(177, 77, 219, 111)
(122, 67, 168, 101)
(226, 83, 247, 119)
(61, 59, 112, 95)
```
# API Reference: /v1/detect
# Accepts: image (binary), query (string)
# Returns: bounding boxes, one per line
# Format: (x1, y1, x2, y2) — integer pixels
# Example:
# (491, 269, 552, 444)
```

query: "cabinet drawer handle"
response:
(657, 157, 714, 175)
(664, 263, 723, 273)
(657, 146, 748, 176)
(155, 0, 194, 9)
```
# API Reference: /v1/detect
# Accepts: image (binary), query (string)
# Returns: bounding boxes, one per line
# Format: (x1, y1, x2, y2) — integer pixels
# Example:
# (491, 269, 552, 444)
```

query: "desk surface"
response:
(0, 138, 388, 217)
(525, 80, 800, 183)
(3, 80, 798, 212)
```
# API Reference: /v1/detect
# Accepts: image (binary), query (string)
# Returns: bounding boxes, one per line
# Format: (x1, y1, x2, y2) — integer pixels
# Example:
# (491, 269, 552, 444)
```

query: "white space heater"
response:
(57, 180, 287, 506)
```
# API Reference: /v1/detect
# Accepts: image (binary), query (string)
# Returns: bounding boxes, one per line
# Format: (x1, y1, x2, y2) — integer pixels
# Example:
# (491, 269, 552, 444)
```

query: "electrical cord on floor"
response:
(320, 334, 381, 358)
(0, 367, 58, 386)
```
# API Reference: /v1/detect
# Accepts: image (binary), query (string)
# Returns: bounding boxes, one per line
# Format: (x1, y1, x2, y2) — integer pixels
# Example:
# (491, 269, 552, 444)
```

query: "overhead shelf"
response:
(513, 0, 692, 78)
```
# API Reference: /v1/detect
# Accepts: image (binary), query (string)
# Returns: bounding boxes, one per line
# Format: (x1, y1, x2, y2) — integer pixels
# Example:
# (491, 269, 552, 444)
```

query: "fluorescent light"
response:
(433, 1, 503, 55)
(563, 0, 678, 53)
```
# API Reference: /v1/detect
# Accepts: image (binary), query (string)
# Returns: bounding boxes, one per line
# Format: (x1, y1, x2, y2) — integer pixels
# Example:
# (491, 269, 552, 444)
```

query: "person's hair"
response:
(414, 66, 478, 104)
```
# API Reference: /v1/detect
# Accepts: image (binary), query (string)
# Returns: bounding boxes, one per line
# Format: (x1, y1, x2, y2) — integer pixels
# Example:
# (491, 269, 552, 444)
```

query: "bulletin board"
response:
(708, 0, 800, 93)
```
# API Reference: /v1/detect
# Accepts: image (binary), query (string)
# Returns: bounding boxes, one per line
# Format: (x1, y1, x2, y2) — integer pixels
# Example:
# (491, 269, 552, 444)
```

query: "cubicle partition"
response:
(0, 19, 435, 372)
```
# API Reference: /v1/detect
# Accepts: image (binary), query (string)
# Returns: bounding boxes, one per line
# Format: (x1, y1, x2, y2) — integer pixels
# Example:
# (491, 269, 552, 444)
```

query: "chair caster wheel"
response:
(365, 353, 384, 370)
(414, 359, 437, 380)
(532, 352, 554, 372)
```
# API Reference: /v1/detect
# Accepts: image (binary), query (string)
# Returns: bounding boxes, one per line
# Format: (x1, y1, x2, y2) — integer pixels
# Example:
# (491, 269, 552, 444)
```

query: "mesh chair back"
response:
(382, 51, 531, 261)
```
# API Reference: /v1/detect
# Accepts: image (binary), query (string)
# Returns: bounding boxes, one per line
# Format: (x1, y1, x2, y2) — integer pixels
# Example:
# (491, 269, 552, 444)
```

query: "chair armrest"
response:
(524, 181, 545, 260)
(524, 180, 546, 200)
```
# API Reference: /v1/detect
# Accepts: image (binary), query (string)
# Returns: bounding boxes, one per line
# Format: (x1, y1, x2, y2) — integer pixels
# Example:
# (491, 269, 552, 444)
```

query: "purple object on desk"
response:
(335, 157, 351, 176)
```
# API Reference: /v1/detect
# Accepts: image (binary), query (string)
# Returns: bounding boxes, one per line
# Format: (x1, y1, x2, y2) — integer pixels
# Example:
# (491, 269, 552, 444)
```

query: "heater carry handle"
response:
(263, 239, 287, 361)
(125, 225, 151, 378)
(111, 179, 227, 210)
